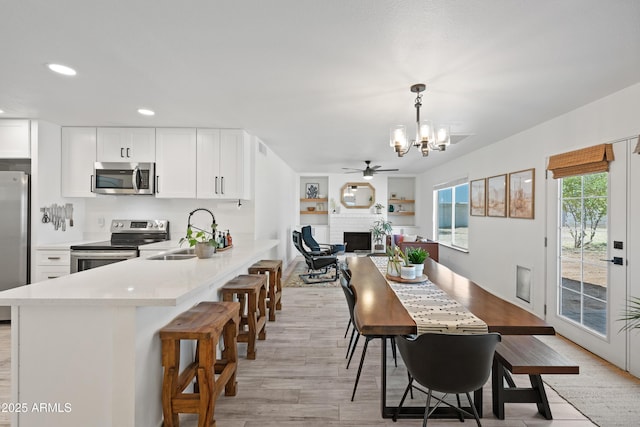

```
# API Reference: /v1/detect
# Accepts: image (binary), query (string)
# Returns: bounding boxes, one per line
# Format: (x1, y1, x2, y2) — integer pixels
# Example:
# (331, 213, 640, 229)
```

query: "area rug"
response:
(282, 260, 339, 288)
(537, 334, 640, 427)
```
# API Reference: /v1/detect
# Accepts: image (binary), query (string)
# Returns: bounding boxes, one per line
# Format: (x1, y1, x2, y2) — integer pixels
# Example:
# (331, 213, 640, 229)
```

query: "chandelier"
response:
(390, 83, 450, 157)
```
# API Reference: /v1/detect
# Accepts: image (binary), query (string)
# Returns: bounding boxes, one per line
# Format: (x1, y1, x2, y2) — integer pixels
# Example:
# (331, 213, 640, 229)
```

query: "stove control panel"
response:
(110, 219, 169, 233)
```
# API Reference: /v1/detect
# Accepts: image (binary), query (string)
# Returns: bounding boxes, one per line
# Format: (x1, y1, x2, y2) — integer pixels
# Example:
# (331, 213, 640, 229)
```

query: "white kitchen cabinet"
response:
(33, 249, 71, 282)
(196, 129, 251, 199)
(155, 128, 196, 198)
(0, 119, 30, 158)
(61, 127, 96, 197)
(96, 127, 155, 162)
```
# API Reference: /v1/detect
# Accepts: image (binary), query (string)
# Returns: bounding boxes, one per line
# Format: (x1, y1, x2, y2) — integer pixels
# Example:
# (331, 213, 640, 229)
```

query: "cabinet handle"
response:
(91, 175, 95, 192)
(156, 176, 159, 193)
(47, 256, 61, 260)
(221, 176, 224, 194)
(126, 147, 131, 158)
(121, 147, 125, 158)
(47, 276, 58, 279)
(215, 177, 218, 194)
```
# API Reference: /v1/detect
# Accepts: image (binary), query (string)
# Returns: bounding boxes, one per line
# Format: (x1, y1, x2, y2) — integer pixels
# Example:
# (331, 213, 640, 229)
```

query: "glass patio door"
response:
(546, 141, 628, 369)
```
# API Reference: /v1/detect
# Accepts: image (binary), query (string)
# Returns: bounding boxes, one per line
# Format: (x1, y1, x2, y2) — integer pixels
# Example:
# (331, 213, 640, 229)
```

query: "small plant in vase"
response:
(374, 203, 385, 215)
(406, 247, 429, 277)
(386, 246, 403, 277)
(386, 246, 415, 279)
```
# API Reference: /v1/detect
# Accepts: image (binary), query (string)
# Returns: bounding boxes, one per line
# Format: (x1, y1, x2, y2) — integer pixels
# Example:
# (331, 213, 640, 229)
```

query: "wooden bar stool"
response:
(159, 301, 240, 427)
(248, 259, 283, 321)
(220, 274, 268, 360)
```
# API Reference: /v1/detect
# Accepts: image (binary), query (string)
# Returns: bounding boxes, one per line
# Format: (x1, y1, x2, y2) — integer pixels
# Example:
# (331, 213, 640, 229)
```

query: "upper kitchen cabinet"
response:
(96, 127, 155, 162)
(196, 129, 251, 199)
(61, 127, 96, 197)
(155, 128, 196, 198)
(0, 119, 30, 158)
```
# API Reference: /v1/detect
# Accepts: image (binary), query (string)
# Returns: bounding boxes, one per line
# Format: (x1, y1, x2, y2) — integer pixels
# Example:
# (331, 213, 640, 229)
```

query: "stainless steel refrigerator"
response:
(0, 171, 29, 321)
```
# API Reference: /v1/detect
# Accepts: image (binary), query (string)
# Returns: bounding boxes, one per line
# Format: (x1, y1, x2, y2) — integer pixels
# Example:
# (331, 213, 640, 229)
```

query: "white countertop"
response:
(1, 238, 278, 307)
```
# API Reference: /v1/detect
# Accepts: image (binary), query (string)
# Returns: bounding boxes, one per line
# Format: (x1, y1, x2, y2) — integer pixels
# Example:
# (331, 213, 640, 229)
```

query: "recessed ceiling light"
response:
(0, 109, 4, 114)
(137, 108, 155, 116)
(47, 63, 77, 76)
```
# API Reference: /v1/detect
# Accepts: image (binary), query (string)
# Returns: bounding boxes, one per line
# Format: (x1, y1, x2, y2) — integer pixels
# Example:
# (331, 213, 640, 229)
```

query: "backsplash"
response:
(82, 196, 255, 242)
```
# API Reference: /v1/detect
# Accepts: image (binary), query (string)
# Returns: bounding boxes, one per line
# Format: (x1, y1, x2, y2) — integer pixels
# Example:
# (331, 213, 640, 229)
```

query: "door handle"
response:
(601, 257, 624, 265)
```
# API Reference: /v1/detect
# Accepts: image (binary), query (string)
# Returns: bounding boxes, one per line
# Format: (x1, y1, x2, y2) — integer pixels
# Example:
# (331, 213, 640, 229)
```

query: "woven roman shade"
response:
(546, 143, 614, 179)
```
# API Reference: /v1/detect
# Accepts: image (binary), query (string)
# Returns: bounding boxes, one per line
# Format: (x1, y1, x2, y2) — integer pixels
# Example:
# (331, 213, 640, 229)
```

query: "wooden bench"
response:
(248, 260, 283, 321)
(220, 274, 268, 360)
(492, 335, 579, 420)
(159, 301, 240, 427)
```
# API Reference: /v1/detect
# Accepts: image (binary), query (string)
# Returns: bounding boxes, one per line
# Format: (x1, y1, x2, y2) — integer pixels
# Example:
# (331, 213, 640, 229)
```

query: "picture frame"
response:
(508, 168, 535, 219)
(470, 178, 486, 216)
(487, 174, 507, 217)
(305, 182, 319, 199)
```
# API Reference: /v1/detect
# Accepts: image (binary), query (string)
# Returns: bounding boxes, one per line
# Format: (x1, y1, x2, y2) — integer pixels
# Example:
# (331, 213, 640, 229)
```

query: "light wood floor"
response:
(0, 287, 595, 427)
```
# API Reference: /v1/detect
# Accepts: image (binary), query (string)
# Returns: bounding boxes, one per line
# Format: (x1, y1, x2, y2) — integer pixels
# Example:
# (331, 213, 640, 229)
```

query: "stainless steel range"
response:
(70, 219, 170, 273)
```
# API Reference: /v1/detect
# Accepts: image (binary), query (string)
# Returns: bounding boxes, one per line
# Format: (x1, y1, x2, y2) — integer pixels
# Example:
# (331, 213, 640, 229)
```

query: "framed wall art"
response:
(305, 182, 319, 199)
(487, 174, 507, 217)
(509, 168, 535, 219)
(470, 178, 486, 216)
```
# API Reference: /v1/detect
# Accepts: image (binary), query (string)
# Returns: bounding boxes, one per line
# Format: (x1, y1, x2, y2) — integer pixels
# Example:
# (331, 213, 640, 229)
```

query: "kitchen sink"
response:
(147, 253, 196, 260)
(173, 248, 196, 255)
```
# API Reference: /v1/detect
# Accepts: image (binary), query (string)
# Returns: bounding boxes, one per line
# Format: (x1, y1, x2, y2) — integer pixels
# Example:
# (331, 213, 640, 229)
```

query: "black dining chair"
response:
(395, 332, 501, 426)
(340, 267, 397, 401)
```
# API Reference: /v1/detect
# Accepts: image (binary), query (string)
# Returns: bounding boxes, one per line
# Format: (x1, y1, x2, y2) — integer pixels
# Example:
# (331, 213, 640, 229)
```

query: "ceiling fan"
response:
(342, 160, 399, 180)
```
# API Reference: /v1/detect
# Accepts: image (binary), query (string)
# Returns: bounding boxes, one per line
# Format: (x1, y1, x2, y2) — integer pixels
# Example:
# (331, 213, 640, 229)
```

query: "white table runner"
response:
(370, 257, 488, 335)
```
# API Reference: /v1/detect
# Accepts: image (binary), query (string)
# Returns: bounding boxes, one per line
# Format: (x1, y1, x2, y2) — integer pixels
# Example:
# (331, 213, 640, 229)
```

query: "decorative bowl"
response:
(307, 206, 316, 211)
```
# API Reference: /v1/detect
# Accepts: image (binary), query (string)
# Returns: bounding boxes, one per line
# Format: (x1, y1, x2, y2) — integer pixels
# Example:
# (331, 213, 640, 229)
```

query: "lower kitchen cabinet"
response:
(34, 249, 71, 282)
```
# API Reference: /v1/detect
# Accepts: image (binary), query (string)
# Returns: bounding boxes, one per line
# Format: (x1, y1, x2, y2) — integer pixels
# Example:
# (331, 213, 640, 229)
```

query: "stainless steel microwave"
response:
(92, 162, 155, 195)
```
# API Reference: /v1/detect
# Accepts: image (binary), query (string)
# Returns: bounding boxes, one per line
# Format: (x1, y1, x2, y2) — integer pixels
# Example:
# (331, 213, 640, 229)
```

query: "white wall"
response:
(253, 138, 297, 266)
(418, 82, 640, 319)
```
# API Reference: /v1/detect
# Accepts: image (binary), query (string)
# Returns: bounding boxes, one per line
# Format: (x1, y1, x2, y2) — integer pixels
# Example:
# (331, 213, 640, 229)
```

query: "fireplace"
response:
(343, 232, 371, 253)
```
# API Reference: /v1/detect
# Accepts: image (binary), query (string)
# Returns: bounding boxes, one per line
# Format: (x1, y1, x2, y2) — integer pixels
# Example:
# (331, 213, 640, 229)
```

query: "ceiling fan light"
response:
(363, 174, 373, 180)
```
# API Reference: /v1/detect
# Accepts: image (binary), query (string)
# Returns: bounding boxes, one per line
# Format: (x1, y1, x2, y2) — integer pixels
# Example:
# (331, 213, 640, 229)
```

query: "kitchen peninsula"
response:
(0, 238, 278, 427)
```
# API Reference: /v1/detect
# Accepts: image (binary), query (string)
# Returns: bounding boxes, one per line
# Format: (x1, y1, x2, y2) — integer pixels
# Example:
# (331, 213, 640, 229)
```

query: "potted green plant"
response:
(179, 224, 218, 259)
(398, 248, 416, 280)
(406, 247, 429, 277)
(180, 208, 218, 259)
(619, 296, 640, 332)
(374, 202, 384, 215)
(370, 218, 393, 253)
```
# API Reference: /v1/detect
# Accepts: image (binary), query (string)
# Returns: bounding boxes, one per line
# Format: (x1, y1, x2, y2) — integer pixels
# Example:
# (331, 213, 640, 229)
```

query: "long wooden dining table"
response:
(346, 256, 555, 420)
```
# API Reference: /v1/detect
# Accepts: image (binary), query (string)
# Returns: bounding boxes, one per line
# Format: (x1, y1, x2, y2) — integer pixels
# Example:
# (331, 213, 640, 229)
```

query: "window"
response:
(558, 172, 608, 335)
(434, 182, 469, 250)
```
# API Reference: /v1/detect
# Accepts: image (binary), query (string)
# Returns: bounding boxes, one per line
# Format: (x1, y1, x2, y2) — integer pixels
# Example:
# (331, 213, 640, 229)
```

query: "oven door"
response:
(92, 162, 155, 195)
(70, 249, 139, 273)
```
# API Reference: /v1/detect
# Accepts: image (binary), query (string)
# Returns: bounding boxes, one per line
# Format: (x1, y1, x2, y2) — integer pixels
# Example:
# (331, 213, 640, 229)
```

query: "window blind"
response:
(546, 143, 614, 179)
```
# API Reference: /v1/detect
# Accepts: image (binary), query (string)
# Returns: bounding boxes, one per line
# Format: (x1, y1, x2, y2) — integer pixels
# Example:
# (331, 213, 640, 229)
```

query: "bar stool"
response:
(159, 301, 240, 427)
(248, 259, 283, 321)
(220, 274, 268, 360)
